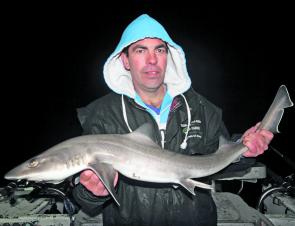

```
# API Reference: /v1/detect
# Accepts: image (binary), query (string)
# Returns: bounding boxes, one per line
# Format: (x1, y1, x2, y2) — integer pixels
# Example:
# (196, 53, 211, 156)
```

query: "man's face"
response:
(121, 38, 168, 94)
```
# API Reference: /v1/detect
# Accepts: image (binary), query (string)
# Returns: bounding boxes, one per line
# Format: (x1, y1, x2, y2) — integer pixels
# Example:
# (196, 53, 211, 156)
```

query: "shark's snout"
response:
(4, 169, 24, 180)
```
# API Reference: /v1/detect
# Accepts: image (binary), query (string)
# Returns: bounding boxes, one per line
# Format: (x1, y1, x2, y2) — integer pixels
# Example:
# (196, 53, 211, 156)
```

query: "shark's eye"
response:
(28, 159, 39, 168)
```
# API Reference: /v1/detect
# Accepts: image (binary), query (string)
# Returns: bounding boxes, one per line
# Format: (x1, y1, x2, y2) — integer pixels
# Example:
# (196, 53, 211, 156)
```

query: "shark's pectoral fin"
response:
(179, 179, 213, 195)
(88, 162, 120, 206)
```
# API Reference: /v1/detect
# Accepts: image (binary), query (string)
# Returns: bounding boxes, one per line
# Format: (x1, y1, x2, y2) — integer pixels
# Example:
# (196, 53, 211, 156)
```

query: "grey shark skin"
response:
(4, 85, 293, 206)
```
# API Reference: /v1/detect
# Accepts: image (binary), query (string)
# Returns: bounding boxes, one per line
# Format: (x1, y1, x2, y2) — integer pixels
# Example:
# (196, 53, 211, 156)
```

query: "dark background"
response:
(1, 2, 294, 207)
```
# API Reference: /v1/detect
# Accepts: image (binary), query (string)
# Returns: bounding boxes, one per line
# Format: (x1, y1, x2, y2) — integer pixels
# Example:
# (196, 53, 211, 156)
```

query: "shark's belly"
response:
(113, 156, 180, 183)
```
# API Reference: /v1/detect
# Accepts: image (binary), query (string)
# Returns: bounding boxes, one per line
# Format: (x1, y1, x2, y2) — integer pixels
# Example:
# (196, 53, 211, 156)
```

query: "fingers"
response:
(79, 169, 94, 182)
(259, 129, 274, 143)
(242, 125, 274, 157)
(79, 170, 119, 197)
(114, 171, 119, 186)
(80, 170, 107, 196)
(243, 134, 267, 157)
(242, 122, 260, 138)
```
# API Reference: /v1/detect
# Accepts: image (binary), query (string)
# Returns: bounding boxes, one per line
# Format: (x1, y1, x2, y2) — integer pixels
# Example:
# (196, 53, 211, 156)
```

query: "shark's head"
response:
(4, 135, 104, 184)
(4, 153, 71, 183)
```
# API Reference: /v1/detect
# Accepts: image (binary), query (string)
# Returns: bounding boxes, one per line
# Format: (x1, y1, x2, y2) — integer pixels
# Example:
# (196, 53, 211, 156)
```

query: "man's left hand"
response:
(242, 122, 274, 157)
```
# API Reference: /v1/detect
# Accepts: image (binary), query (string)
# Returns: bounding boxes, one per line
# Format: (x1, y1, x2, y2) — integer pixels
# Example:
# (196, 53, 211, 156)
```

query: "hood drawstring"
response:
(121, 94, 191, 150)
(122, 95, 133, 132)
(180, 94, 191, 149)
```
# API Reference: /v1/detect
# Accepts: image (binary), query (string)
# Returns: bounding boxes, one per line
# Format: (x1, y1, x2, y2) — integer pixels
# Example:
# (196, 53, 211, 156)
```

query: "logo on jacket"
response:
(181, 119, 202, 139)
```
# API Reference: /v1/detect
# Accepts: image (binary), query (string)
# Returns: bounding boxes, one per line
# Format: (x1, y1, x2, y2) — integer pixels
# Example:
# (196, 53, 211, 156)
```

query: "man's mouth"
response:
(145, 71, 159, 74)
(143, 69, 161, 77)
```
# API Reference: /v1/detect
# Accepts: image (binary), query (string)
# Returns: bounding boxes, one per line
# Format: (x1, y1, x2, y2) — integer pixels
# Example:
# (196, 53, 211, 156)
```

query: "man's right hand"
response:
(79, 170, 119, 196)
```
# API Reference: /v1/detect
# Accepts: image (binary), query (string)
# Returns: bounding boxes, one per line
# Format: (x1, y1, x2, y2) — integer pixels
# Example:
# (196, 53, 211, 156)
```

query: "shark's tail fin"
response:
(259, 85, 293, 133)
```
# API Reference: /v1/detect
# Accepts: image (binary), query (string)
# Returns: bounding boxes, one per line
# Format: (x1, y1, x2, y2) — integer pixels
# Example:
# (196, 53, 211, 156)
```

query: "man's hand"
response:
(242, 122, 274, 157)
(79, 170, 119, 196)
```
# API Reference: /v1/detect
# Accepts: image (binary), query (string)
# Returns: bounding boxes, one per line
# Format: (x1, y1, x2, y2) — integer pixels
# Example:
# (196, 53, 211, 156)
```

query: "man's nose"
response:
(147, 51, 157, 64)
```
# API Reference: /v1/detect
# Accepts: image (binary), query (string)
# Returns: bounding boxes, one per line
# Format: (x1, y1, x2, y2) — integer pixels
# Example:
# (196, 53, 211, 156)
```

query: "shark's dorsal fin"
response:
(219, 135, 229, 147)
(215, 135, 238, 153)
(218, 135, 236, 148)
(124, 123, 159, 147)
(133, 123, 155, 140)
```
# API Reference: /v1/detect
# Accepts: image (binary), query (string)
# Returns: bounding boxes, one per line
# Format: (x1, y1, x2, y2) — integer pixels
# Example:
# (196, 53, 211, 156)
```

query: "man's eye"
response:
(135, 49, 145, 53)
(156, 48, 167, 53)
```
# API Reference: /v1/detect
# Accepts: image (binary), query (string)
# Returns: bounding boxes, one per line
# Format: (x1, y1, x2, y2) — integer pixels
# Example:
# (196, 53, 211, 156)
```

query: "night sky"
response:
(2, 2, 294, 205)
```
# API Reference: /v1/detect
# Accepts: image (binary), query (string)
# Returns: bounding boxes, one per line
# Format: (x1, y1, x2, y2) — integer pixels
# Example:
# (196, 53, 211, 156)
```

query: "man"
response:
(73, 14, 273, 226)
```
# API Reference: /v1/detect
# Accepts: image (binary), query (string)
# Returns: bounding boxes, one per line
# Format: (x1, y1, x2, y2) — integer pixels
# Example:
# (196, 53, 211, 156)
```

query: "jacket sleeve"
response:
(72, 184, 110, 216)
